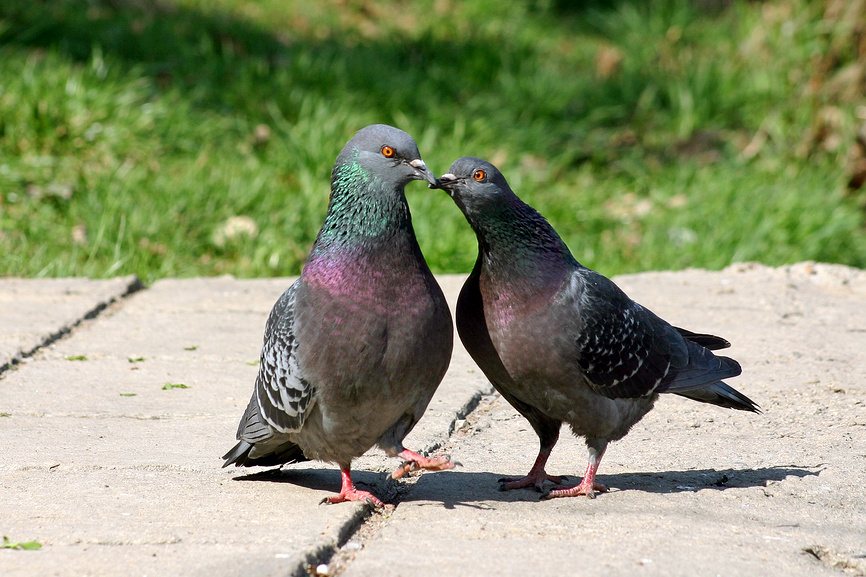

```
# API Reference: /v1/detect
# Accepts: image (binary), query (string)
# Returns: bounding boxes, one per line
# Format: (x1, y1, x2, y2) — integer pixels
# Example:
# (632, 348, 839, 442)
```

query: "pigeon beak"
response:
(408, 159, 437, 186)
(433, 173, 457, 195)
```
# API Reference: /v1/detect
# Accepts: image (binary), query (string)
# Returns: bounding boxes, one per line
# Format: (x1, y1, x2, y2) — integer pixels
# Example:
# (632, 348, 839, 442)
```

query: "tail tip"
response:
(222, 440, 252, 468)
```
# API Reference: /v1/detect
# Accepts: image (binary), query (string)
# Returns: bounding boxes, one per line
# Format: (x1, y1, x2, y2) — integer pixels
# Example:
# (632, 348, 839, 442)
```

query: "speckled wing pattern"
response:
(254, 282, 313, 433)
(572, 270, 681, 399)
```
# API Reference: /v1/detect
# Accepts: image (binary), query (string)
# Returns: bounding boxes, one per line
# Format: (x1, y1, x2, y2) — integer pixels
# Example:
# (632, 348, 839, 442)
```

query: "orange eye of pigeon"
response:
(473, 169, 486, 181)
(381, 145, 395, 158)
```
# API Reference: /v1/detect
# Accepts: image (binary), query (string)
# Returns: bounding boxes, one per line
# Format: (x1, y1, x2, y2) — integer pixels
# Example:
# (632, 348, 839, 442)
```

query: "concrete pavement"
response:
(1, 264, 864, 576)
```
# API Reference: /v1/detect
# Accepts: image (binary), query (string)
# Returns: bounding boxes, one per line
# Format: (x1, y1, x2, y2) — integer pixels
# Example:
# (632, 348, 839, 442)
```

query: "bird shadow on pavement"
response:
(397, 465, 823, 509)
(230, 464, 822, 508)
(600, 465, 823, 494)
(232, 466, 380, 494)
(230, 467, 523, 507)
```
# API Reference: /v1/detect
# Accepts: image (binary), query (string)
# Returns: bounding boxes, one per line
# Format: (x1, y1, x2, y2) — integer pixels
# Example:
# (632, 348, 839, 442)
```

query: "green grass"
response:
(1, 0, 864, 282)
(1, 536, 42, 550)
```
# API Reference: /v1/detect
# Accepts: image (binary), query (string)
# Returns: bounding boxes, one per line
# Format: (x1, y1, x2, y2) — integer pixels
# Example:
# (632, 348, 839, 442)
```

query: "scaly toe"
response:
(499, 472, 566, 492)
(322, 488, 384, 507)
(391, 455, 455, 479)
(543, 480, 609, 500)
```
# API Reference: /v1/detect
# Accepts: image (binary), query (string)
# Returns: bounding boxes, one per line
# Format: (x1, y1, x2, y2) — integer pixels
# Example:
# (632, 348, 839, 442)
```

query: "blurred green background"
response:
(1, 0, 864, 283)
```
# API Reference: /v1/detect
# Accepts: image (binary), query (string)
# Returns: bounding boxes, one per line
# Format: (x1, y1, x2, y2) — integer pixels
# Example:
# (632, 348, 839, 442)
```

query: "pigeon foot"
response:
(543, 478, 609, 499)
(499, 472, 567, 492)
(321, 467, 385, 507)
(321, 487, 384, 507)
(498, 446, 564, 491)
(390, 449, 456, 479)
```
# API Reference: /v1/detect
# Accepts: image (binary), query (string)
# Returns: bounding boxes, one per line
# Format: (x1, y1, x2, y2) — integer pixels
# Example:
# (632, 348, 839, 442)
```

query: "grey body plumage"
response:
(436, 156, 758, 498)
(223, 125, 454, 505)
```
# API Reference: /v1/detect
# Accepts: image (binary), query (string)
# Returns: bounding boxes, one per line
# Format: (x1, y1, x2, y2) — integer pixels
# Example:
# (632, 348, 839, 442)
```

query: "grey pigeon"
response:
(435, 157, 759, 498)
(223, 125, 454, 506)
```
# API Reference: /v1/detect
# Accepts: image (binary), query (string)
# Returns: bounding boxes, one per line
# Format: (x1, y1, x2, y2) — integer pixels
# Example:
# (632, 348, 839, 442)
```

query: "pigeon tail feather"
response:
(675, 327, 731, 350)
(222, 440, 253, 468)
(661, 341, 742, 391)
(674, 381, 761, 413)
(222, 439, 308, 468)
(664, 342, 758, 412)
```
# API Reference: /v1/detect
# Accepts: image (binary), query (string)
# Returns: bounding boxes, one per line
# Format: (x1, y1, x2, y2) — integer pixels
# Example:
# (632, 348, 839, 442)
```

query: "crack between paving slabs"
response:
(0, 276, 145, 377)
(291, 385, 497, 577)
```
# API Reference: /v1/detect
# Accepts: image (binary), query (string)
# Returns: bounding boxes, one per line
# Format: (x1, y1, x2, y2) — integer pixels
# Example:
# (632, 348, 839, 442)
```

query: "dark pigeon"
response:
(435, 157, 759, 498)
(223, 125, 455, 506)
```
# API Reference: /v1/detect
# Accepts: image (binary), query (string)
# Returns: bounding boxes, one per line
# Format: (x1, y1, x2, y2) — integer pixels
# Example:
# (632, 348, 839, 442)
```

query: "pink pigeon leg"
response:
(545, 446, 609, 499)
(322, 467, 385, 507)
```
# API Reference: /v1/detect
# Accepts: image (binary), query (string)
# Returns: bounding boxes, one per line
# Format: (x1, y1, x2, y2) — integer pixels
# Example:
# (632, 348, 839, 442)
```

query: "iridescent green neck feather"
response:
(472, 196, 577, 281)
(312, 150, 412, 255)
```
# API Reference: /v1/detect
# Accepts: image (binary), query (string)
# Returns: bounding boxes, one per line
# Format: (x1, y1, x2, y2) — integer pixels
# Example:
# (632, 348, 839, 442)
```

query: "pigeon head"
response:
(434, 157, 516, 215)
(334, 124, 437, 190)
(314, 125, 437, 249)
(436, 156, 575, 265)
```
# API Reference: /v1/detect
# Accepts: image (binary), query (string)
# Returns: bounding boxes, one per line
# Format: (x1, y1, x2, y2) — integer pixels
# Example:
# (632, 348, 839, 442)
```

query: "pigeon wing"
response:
(570, 270, 683, 399)
(253, 282, 314, 433)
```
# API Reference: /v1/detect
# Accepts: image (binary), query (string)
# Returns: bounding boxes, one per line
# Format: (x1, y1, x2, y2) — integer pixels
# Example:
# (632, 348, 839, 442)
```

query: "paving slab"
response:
(0, 275, 488, 577)
(1, 264, 864, 577)
(340, 263, 866, 577)
(0, 276, 142, 371)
